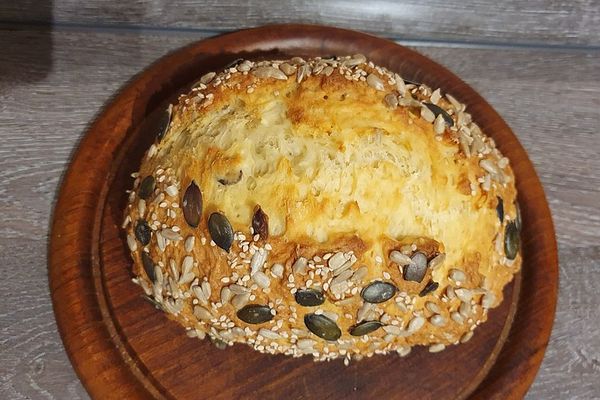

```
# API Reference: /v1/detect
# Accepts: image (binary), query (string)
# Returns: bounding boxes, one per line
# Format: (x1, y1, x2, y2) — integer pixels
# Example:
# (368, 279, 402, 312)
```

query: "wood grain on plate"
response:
(47, 25, 557, 399)
(2, 0, 600, 47)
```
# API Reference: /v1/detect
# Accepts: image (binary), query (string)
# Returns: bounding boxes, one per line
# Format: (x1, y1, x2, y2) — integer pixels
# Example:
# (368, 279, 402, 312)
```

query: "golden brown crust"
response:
(123, 55, 522, 363)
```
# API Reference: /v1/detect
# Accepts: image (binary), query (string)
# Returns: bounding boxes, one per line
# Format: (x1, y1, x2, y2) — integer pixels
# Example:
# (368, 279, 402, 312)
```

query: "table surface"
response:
(1, 1, 599, 399)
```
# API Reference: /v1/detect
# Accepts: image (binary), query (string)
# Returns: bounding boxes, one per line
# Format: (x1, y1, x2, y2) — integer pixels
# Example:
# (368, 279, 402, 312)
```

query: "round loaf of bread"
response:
(123, 55, 522, 362)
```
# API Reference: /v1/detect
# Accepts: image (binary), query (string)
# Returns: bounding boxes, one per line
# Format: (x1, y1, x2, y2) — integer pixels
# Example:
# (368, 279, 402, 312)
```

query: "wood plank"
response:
(1, 0, 600, 47)
(0, 28, 598, 399)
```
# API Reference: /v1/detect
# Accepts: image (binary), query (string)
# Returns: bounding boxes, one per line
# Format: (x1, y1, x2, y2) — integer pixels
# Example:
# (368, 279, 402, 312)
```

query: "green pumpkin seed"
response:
(141, 252, 156, 282)
(403, 252, 428, 283)
(252, 205, 269, 240)
(424, 103, 454, 126)
(496, 196, 504, 222)
(155, 105, 172, 142)
(419, 280, 439, 297)
(304, 313, 341, 341)
(361, 281, 397, 303)
(208, 212, 234, 252)
(138, 176, 155, 199)
(295, 289, 325, 307)
(504, 221, 520, 260)
(349, 320, 383, 336)
(237, 304, 274, 324)
(134, 219, 151, 245)
(182, 181, 202, 228)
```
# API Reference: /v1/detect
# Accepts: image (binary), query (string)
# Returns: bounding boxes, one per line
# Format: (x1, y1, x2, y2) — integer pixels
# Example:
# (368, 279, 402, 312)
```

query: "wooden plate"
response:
(49, 24, 558, 400)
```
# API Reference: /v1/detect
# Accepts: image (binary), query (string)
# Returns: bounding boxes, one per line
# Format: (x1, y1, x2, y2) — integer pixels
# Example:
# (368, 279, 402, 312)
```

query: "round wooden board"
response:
(49, 25, 558, 400)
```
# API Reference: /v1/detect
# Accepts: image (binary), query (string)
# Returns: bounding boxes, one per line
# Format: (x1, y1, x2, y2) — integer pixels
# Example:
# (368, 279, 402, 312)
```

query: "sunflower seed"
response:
(426, 301, 440, 314)
(390, 250, 412, 266)
(238, 63, 254, 74)
(161, 228, 182, 241)
(482, 292, 496, 309)
(231, 293, 251, 310)
(139, 176, 155, 199)
(199, 71, 216, 85)
(201, 280, 211, 299)
(428, 253, 445, 270)
(297, 339, 317, 349)
(229, 284, 250, 295)
(323, 66, 334, 76)
(445, 93, 462, 110)
(349, 320, 383, 336)
(361, 281, 397, 303)
(420, 106, 436, 122)
(384, 93, 398, 109)
(419, 280, 439, 297)
(304, 313, 341, 341)
(424, 102, 454, 126)
(403, 252, 427, 283)
(279, 63, 297, 76)
(322, 311, 339, 322)
(357, 302, 375, 322)
(449, 269, 467, 283)
(331, 269, 353, 288)
(327, 252, 347, 270)
(237, 304, 274, 324)
(295, 288, 325, 306)
(430, 88, 442, 104)
(394, 74, 407, 95)
(252, 66, 287, 80)
(430, 314, 446, 327)
(250, 249, 267, 275)
(383, 325, 407, 336)
(345, 54, 366, 67)
(220, 286, 232, 304)
(479, 159, 499, 175)
(459, 301, 472, 317)
(429, 343, 446, 353)
(193, 305, 213, 321)
(292, 257, 308, 275)
(366, 73, 385, 91)
(156, 231, 166, 251)
(182, 181, 202, 228)
(407, 316, 425, 332)
(181, 256, 193, 276)
(141, 252, 156, 282)
(192, 285, 208, 305)
(350, 266, 368, 283)
(451, 311, 464, 324)
(184, 236, 195, 252)
(296, 64, 310, 83)
(271, 263, 284, 278)
(258, 328, 282, 340)
(252, 271, 270, 289)
(134, 219, 152, 245)
(504, 221, 520, 260)
(434, 114, 446, 134)
(397, 347, 412, 357)
(455, 289, 473, 303)
(460, 331, 474, 343)
(208, 212, 234, 252)
(126, 234, 137, 252)
(137, 199, 146, 216)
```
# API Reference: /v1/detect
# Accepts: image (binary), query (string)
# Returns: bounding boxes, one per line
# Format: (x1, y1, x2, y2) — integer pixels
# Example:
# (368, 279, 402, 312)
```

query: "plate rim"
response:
(48, 23, 558, 400)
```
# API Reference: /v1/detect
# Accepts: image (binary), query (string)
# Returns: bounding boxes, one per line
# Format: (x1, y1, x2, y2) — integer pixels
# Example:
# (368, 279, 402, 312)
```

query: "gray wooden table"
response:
(1, 1, 599, 399)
